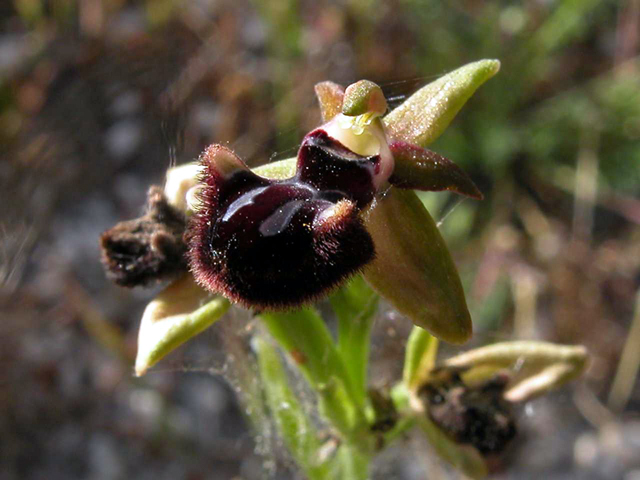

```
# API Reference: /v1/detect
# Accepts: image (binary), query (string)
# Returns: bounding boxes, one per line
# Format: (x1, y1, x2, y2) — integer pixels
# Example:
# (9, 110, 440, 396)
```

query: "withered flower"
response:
(401, 330, 588, 478)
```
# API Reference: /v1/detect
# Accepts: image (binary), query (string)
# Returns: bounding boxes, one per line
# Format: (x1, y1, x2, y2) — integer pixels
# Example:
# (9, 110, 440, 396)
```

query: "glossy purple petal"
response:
(189, 141, 377, 310)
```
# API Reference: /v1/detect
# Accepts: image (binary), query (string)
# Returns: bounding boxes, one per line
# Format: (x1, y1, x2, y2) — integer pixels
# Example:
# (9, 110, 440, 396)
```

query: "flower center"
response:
(323, 112, 394, 189)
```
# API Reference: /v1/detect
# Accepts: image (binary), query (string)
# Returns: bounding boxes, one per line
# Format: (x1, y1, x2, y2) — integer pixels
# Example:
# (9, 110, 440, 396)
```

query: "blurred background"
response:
(1, 0, 639, 478)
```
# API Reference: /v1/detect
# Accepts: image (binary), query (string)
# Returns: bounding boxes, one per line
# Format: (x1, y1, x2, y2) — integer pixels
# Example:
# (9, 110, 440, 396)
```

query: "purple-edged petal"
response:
(314, 81, 345, 122)
(389, 141, 483, 199)
(363, 188, 472, 344)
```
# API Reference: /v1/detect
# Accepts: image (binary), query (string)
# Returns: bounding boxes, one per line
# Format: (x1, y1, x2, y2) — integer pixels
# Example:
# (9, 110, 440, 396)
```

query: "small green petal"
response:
(135, 275, 230, 376)
(384, 59, 500, 147)
(389, 141, 483, 199)
(341, 80, 387, 117)
(443, 341, 588, 402)
(314, 81, 345, 123)
(363, 187, 472, 344)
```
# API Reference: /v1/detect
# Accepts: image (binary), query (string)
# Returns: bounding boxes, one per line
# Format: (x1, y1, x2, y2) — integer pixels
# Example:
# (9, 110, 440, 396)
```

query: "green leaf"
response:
(253, 334, 330, 480)
(389, 141, 483, 199)
(315, 81, 345, 122)
(403, 326, 439, 390)
(135, 275, 230, 376)
(330, 275, 379, 407)
(363, 188, 472, 344)
(443, 341, 588, 402)
(384, 59, 500, 147)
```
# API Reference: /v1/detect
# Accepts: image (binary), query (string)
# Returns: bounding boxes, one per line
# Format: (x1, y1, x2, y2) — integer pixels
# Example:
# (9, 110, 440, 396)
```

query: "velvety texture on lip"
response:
(189, 130, 380, 310)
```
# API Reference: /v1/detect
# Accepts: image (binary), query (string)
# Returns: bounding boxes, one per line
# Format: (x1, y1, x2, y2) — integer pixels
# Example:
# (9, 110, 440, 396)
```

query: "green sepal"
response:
(135, 275, 230, 376)
(253, 157, 297, 179)
(363, 187, 472, 344)
(384, 59, 500, 147)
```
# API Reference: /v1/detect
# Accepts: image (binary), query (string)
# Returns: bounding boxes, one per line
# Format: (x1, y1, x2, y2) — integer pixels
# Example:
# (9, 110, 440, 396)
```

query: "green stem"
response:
(259, 308, 371, 446)
(381, 383, 417, 446)
(253, 334, 330, 480)
(330, 275, 379, 410)
(336, 443, 371, 480)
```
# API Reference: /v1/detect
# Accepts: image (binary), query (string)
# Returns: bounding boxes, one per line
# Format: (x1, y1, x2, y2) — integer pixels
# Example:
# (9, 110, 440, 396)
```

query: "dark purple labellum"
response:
(297, 129, 379, 208)
(189, 134, 379, 310)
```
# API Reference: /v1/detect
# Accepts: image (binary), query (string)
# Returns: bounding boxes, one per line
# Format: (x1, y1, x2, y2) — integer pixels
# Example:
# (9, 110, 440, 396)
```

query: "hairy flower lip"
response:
(107, 63, 507, 378)
(188, 141, 377, 311)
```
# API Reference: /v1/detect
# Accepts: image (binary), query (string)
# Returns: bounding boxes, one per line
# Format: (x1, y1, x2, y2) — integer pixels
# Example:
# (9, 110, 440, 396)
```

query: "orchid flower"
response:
(100, 59, 590, 479)
(101, 59, 502, 376)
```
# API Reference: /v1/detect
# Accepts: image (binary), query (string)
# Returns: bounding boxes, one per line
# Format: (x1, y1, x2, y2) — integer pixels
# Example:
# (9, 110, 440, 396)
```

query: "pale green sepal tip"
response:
(443, 341, 588, 402)
(384, 59, 500, 147)
(135, 276, 231, 376)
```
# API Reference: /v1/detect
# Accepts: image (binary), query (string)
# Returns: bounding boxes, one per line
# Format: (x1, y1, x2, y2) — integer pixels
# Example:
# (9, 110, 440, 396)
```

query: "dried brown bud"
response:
(417, 369, 516, 455)
(100, 186, 188, 287)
